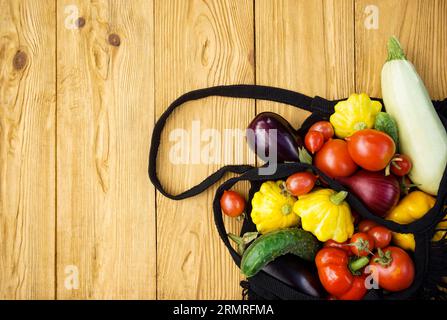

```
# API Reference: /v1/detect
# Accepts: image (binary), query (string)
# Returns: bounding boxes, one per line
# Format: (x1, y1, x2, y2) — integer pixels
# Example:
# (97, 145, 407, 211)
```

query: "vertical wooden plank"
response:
(57, 0, 155, 299)
(0, 0, 55, 299)
(155, 0, 255, 299)
(355, 0, 447, 99)
(256, 0, 355, 128)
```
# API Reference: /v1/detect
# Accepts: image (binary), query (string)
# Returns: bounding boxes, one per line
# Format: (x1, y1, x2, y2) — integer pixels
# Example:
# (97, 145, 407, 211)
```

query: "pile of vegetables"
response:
(219, 37, 447, 300)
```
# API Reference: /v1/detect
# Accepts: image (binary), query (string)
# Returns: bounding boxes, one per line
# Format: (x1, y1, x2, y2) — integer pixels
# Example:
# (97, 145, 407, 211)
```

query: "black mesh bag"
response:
(149, 85, 447, 300)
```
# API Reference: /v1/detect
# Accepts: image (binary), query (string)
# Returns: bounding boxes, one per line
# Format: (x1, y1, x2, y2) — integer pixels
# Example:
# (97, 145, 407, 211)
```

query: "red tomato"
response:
(309, 121, 334, 141)
(220, 190, 245, 217)
(305, 131, 325, 154)
(285, 172, 317, 196)
(346, 129, 396, 171)
(358, 220, 379, 233)
(350, 232, 375, 257)
(390, 154, 412, 176)
(367, 226, 392, 249)
(369, 246, 415, 292)
(324, 239, 352, 255)
(315, 139, 358, 178)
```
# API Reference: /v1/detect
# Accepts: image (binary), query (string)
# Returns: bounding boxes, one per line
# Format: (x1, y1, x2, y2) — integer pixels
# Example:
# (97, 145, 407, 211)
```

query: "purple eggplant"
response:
(247, 112, 303, 163)
(262, 254, 326, 298)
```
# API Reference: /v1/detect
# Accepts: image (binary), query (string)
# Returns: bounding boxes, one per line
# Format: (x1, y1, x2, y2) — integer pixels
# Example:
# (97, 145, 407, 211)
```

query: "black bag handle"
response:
(149, 85, 338, 200)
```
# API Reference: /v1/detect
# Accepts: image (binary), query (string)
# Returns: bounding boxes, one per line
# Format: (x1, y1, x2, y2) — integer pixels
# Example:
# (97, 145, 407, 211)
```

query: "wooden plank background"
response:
(0, 0, 446, 299)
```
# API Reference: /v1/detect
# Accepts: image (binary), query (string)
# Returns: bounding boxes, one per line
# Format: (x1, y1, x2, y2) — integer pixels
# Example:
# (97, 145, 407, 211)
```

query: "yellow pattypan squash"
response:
(330, 93, 382, 138)
(293, 189, 354, 242)
(251, 181, 299, 234)
(386, 191, 441, 251)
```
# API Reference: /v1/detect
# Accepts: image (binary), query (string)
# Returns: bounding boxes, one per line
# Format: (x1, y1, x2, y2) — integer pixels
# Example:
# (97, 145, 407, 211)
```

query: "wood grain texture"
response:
(0, 0, 55, 299)
(0, 0, 446, 300)
(155, 0, 254, 299)
(355, 0, 447, 98)
(56, 0, 155, 299)
(256, 0, 355, 129)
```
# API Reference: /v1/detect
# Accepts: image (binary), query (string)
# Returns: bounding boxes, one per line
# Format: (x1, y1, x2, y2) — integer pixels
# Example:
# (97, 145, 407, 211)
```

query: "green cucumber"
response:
(374, 112, 399, 148)
(240, 228, 320, 277)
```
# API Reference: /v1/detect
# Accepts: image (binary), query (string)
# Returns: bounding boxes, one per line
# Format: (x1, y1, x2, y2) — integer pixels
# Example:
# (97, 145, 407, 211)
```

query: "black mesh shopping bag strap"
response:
(148, 84, 447, 300)
(149, 84, 339, 199)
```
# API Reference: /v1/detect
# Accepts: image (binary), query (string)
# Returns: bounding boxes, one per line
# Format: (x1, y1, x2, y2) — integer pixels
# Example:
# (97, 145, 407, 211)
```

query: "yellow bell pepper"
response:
(251, 181, 299, 234)
(330, 93, 382, 138)
(386, 191, 436, 251)
(293, 189, 354, 242)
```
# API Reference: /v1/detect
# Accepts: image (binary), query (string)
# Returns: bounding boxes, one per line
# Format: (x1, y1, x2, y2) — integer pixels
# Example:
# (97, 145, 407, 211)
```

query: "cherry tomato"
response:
(309, 121, 334, 141)
(349, 232, 375, 257)
(390, 154, 412, 176)
(324, 239, 352, 255)
(369, 246, 415, 292)
(305, 131, 325, 154)
(358, 220, 379, 233)
(346, 129, 396, 171)
(285, 172, 317, 196)
(220, 190, 245, 217)
(314, 139, 358, 178)
(367, 226, 392, 249)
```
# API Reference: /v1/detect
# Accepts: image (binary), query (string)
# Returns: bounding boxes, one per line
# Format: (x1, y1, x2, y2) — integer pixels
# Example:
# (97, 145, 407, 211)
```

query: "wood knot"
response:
(108, 34, 121, 47)
(76, 17, 86, 28)
(13, 51, 27, 70)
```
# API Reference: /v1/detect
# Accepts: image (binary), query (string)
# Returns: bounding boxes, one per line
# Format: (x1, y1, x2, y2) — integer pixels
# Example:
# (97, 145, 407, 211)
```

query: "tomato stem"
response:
(236, 212, 246, 222)
(373, 248, 393, 267)
(386, 157, 403, 176)
(348, 238, 374, 256)
(385, 162, 391, 176)
(279, 182, 292, 197)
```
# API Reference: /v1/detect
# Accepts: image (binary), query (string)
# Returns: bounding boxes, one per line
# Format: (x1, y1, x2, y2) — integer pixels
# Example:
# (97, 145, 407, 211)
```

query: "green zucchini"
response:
(374, 112, 399, 148)
(240, 228, 320, 277)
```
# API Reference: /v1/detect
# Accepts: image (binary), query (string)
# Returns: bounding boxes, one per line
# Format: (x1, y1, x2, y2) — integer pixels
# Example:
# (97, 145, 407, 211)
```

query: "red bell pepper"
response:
(315, 247, 369, 300)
